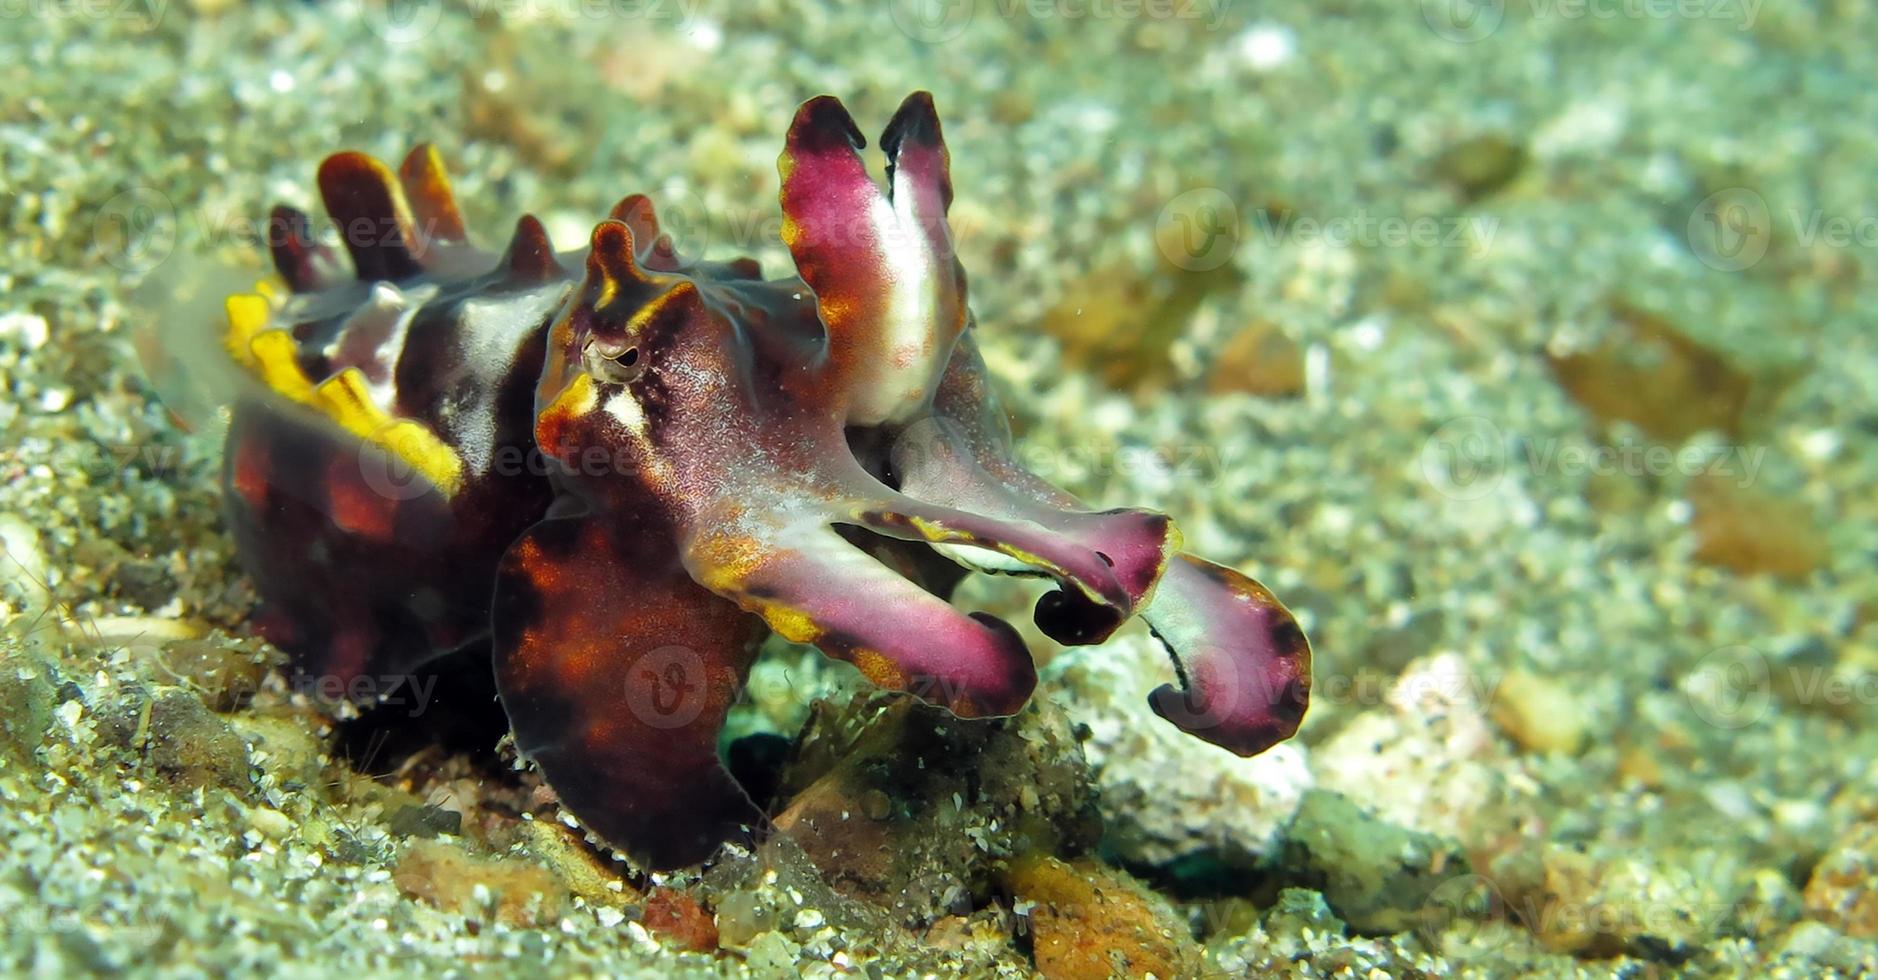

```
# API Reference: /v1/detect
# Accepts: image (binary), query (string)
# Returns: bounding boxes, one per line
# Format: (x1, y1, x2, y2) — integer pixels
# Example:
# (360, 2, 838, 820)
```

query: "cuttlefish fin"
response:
(493, 512, 767, 869)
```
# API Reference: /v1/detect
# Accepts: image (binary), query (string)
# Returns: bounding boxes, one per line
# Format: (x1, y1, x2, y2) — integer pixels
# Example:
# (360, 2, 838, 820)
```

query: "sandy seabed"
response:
(1, 1, 1875, 976)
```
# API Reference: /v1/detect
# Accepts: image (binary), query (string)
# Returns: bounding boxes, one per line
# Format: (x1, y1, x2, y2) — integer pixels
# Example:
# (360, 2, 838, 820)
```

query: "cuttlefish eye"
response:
(582, 340, 643, 384)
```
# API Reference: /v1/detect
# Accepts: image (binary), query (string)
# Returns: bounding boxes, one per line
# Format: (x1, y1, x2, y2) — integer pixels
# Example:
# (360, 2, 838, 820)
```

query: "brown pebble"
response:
(1688, 474, 1827, 580)
(1805, 823, 1878, 938)
(1000, 855, 1199, 980)
(1432, 133, 1528, 203)
(642, 888, 719, 953)
(145, 688, 253, 794)
(1547, 301, 1757, 442)
(155, 640, 271, 712)
(1208, 320, 1305, 399)
(1040, 260, 1239, 393)
(394, 838, 565, 928)
(388, 804, 463, 840)
(1489, 671, 1586, 756)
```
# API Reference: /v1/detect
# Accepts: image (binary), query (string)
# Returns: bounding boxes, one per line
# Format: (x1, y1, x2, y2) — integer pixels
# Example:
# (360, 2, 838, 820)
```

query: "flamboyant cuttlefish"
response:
(213, 92, 1310, 869)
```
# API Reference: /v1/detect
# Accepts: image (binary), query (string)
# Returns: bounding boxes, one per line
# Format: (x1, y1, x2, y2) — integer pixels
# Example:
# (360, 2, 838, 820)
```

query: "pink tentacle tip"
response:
(1142, 555, 1312, 756)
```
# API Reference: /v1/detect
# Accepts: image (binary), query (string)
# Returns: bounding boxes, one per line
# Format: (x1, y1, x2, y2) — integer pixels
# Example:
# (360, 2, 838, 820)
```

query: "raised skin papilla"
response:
(216, 93, 1312, 870)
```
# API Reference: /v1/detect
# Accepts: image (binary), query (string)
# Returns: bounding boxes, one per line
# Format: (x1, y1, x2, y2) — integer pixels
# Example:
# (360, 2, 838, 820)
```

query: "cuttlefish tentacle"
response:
(665, 456, 1181, 721)
(884, 341, 1178, 641)
(811, 448, 1151, 612)
(664, 453, 1158, 717)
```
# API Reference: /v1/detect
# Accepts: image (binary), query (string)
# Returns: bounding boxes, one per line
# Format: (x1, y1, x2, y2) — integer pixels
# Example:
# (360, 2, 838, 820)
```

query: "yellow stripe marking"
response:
(224, 293, 464, 497)
(313, 369, 463, 495)
(223, 293, 272, 369)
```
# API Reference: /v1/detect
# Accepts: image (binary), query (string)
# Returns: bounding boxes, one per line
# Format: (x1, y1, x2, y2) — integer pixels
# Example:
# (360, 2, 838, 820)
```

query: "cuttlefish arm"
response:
(1140, 555, 1311, 755)
(780, 92, 967, 426)
(683, 506, 1037, 720)
(895, 337, 1313, 754)
(673, 448, 1166, 719)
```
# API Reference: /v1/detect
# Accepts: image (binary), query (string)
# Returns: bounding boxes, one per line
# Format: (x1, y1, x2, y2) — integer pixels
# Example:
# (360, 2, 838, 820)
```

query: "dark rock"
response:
(0, 649, 60, 770)
(113, 559, 174, 610)
(388, 804, 464, 840)
(767, 691, 1101, 928)
(94, 683, 252, 795)
(153, 639, 272, 711)
(1281, 790, 1470, 935)
(143, 688, 254, 794)
(1432, 133, 1527, 203)
(1261, 887, 1347, 939)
